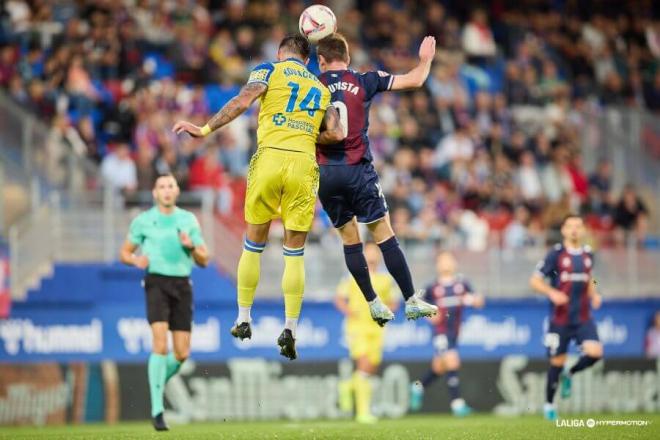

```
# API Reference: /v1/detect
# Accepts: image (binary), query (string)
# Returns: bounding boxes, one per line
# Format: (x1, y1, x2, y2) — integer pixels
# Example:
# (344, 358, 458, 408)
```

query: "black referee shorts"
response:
(143, 273, 193, 332)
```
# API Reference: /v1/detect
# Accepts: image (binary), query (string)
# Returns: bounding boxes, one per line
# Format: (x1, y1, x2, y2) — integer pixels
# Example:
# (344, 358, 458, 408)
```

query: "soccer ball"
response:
(299, 5, 337, 43)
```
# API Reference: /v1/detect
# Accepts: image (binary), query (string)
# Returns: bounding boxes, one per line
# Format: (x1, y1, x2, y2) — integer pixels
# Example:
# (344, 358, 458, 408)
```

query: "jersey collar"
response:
(285, 57, 306, 67)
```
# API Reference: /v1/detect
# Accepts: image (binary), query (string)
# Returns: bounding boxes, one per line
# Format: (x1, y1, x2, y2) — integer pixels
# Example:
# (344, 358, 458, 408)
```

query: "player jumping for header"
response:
(315, 33, 438, 325)
(530, 214, 603, 421)
(173, 35, 344, 360)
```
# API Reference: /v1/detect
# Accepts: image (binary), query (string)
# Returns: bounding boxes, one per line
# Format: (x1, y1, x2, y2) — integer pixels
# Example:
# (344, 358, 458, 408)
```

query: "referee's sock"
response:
(282, 245, 305, 337)
(378, 236, 415, 300)
(148, 353, 167, 417)
(165, 352, 182, 383)
(236, 238, 265, 323)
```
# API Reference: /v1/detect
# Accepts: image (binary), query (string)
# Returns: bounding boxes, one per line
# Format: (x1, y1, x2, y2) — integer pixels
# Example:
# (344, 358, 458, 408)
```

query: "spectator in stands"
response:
(503, 205, 536, 249)
(613, 184, 648, 246)
(516, 150, 543, 210)
(567, 153, 589, 204)
(0, 45, 15, 87)
(1, 0, 656, 251)
(100, 143, 137, 194)
(434, 122, 475, 180)
(586, 159, 613, 217)
(646, 311, 660, 358)
(188, 145, 232, 213)
(462, 8, 496, 64)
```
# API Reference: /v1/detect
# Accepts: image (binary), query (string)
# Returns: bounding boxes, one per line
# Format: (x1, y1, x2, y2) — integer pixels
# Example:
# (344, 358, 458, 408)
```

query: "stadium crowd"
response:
(0, 0, 657, 249)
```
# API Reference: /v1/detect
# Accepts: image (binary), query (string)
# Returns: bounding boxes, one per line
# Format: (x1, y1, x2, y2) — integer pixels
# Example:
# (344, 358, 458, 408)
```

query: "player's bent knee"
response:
(338, 220, 361, 245)
(284, 230, 308, 249)
(583, 342, 603, 358)
(246, 222, 271, 243)
(367, 218, 394, 243)
(174, 351, 189, 362)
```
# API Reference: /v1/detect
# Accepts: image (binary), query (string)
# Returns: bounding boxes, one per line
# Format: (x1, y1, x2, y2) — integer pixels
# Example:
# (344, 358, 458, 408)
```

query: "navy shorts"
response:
(433, 333, 458, 355)
(544, 320, 599, 357)
(319, 162, 388, 228)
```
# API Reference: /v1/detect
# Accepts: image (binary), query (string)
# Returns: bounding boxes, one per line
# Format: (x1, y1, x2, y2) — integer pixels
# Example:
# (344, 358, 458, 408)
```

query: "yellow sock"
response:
(282, 247, 305, 322)
(353, 371, 372, 418)
(237, 240, 264, 308)
(338, 379, 354, 412)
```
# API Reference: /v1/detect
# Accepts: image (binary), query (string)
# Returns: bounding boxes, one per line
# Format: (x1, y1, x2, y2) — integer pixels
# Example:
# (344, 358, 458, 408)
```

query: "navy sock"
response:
(546, 366, 563, 404)
(343, 243, 377, 302)
(421, 370, 439, 388)
(446, 370, 460, 401)
(378, 236, 415, 300)
(569, 356, 600, 375)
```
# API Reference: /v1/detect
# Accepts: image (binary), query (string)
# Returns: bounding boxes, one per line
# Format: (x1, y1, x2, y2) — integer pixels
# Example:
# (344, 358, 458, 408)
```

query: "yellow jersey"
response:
(337, 272, 395, 331)
(247, 58, 331, 155)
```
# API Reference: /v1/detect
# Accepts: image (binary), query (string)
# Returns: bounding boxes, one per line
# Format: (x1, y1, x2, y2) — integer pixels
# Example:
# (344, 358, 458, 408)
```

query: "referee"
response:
(120, 173, 209, 431)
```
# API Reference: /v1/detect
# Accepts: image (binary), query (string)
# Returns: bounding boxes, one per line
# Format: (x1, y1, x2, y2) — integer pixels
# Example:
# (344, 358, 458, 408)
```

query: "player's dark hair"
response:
(561, 213, 583, 226)
(317, 33, 349, 63)
(154, 172, 177, 187)
(279, 34, 311, 60)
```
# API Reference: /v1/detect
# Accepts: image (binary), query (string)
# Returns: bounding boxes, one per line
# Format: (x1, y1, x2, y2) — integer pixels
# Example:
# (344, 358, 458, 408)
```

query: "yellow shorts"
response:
(245, 147, 319, 231)
(346, 327, 384, 366)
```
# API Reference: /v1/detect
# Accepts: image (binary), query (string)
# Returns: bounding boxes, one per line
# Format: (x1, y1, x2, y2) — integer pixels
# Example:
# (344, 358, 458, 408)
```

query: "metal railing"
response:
(8, 188, 217, 300)
(578, 106, 660, 230)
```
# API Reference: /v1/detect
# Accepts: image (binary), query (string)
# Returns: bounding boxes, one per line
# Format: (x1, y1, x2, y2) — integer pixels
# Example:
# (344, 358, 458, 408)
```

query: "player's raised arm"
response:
(317, 105, 346, 144)
(172, 82, 267, 137)
(390, 36, 436, 90)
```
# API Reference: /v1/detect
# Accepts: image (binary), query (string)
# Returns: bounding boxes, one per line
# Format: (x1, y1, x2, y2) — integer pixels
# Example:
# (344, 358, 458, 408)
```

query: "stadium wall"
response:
(1, 358, 659, 425)
(0, 264, 658, 362)
(1, 265, 659, 425)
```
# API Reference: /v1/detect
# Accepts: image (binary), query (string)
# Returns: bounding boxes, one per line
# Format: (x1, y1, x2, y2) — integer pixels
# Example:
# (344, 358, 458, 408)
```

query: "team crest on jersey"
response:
(453, 284, 465, 295)
(562, 257, 571, 268)
(272, 113, 287, 126)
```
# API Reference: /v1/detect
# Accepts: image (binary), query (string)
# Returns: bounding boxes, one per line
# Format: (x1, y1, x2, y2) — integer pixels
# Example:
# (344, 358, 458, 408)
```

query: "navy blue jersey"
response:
(535, 244, 595, 326)
(424, 277, 473, 336)
(316, 70, 393, 165)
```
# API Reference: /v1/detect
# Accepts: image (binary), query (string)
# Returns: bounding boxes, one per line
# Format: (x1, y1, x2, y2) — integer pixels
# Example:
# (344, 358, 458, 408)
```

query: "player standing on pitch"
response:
(120, 173, 210, 431)
(315, 33, 438, 325)
(530, 214, 603, 421)
(335, 243, 399, 423)
(409, 251, 484, 416)
(173, 35, 344, 360)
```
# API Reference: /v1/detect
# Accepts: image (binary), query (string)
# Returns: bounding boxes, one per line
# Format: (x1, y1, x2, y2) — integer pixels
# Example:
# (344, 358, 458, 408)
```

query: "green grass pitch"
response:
(1, 414, 658, 439)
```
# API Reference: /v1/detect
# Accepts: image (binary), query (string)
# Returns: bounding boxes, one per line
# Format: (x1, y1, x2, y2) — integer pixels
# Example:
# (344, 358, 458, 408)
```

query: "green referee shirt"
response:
(128, 206, 206, 277)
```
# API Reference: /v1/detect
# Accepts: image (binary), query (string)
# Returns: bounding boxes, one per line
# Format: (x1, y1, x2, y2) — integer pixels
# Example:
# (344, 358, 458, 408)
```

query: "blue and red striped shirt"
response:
(535, 244, 595, 326)
(424, 277, 474, 336)
(316, 69, 394, 165)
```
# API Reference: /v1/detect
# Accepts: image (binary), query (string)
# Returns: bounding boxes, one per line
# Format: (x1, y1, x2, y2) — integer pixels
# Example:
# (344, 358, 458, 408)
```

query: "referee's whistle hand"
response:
(133, 255, 149, 269)
(179, 232, 194, 250)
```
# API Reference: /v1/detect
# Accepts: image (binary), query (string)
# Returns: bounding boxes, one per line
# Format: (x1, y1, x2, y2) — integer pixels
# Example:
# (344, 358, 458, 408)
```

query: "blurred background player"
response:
(334, 243, 399, 424)
(530, 214, 603, 421)
(119, 173, 210, 431)
(410, 251, 484, 416)
(316, 33, 438, 325)
(173, 35, 344, 360)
